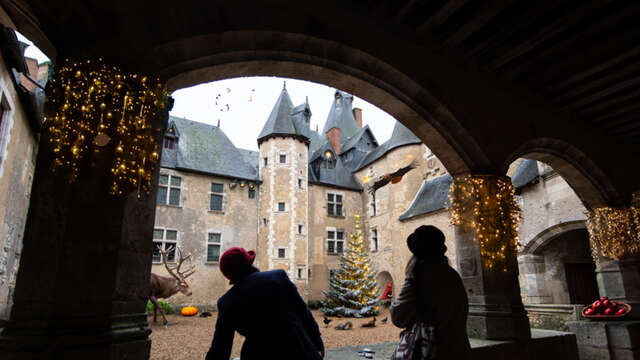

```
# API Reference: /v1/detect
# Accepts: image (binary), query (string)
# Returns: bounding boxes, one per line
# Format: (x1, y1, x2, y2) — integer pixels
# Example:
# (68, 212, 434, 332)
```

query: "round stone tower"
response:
(257, 84, 311, 289)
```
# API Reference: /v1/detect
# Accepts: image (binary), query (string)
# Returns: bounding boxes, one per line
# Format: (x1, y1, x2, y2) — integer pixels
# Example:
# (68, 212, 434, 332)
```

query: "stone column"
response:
(451, 175, 531, 341)
(0, 64, 171, 359)
(587, 204, 640, 319)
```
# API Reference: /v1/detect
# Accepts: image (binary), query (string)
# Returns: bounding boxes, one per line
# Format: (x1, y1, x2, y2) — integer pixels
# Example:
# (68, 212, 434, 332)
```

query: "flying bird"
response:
(368, 160, 416, 193)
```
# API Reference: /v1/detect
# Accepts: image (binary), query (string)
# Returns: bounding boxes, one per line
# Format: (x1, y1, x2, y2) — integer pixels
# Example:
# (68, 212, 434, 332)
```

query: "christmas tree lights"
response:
(320, 214, 380, 317)
(43, 59, 168, 196)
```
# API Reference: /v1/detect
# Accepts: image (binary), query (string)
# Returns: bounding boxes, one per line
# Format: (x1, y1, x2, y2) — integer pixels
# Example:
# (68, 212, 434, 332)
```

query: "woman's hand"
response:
(404, 255, 417, 279)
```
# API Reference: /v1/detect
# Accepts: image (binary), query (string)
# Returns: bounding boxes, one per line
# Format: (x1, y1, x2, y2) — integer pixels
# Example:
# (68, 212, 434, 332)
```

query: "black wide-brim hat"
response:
(407, 225, 447, 258)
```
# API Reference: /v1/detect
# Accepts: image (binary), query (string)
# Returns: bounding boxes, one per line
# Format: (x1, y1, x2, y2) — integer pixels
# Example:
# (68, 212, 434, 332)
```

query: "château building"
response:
(151, 84, 590, 332)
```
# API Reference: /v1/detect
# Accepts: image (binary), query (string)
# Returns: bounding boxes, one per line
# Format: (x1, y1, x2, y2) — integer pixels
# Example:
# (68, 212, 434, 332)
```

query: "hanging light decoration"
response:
(43, 58, 168, 196)
(448, 175, 521, 272)
(586, 206, 640, 263)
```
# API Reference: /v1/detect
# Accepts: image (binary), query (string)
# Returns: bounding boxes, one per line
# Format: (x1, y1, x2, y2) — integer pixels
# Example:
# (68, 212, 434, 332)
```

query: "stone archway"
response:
(520, 220, 588, 256)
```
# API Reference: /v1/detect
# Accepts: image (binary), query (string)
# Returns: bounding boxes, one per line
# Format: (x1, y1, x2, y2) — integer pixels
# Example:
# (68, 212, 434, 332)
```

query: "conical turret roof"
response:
(321, 90, 360, 143)
(257, 84, 310, 144)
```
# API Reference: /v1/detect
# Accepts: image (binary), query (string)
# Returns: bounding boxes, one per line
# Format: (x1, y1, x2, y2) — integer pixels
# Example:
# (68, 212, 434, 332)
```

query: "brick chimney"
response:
(353, 108, 362, 128)
(326, 127, 340, 154)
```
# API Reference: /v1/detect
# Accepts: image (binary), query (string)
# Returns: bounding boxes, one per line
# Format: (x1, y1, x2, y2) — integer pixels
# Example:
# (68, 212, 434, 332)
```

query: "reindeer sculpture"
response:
(149, 245, 196, 325)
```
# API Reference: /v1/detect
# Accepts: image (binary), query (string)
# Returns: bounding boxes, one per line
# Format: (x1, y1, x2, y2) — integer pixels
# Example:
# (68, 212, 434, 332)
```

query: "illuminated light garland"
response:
(449, 175, 521, 272)
(43, 59, 168, 196)
(586, 206, 640, 263)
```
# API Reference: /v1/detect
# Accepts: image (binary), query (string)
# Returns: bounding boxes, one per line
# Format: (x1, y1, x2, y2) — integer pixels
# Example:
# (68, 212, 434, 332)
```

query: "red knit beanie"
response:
(219, 247, 256, 282)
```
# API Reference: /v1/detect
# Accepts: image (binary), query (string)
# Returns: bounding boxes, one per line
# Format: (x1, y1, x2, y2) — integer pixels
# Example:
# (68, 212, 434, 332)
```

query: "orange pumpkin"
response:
(181, 306, 198, 316)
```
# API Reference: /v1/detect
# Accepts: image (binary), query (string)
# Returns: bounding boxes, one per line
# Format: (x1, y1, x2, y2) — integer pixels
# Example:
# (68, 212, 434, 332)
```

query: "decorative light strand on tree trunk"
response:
(43, 59, 167, 196)
(449, 175, 521, 272)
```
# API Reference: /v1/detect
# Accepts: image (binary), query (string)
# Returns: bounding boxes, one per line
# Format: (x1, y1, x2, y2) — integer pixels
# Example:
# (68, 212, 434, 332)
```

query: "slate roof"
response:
(162, 116, 259, 181)
(339, 125, 378, 155)
(308, 129, 324, 154)
(308, 141, 362, 191)
(399, 174, 453, 221)
(355, 121, 422, 170)
(321, 90, 361, 143)
(511, 159, 539, 189)
(257, 86, 310, 144)
(238, 149, 259, 171)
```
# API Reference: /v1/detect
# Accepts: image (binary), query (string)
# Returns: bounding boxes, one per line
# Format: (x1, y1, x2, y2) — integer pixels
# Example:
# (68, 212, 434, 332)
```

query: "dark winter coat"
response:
(205, 269, 324, 360)
(390, 261, 471, 360)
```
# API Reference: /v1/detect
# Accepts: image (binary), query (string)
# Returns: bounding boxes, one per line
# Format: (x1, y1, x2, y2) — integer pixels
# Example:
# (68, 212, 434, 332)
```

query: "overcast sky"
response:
(16, 32, 397, 151)
(170, 77, 396, 151)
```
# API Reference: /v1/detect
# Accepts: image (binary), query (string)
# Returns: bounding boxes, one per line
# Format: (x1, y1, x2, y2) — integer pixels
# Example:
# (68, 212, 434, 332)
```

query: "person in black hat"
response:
(390, 225, 470, 359)
(205, 247, 324, 360)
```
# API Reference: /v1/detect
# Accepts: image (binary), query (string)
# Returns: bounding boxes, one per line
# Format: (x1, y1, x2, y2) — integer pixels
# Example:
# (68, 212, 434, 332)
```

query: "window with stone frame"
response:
(157, 174, 181, 206)
(163, 136, 175, 149)
(297, 267, 304, 279)
(371, 228, 378, 252)
(152, 228, 178, 264)
(248, 188, 256, 199)
(264, 157, 268, 166)
(279, 153, 287, 164)
(327, 228, 344, 254)
(206, 232, 222, 262)
(327, 192, 344, 216)
(278, 248, 286, 258)
(210, 182, 224, 211)
(370, 191, 377, 217)
(278, 202, 286, 212)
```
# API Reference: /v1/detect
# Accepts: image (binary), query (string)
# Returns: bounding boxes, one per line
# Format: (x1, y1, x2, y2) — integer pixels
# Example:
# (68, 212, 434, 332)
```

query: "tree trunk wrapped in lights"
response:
(449, 175, 521, 272)
(320, 214, 380, 317)
(44, 58, 168, 196)
(587, 206, 640, 263)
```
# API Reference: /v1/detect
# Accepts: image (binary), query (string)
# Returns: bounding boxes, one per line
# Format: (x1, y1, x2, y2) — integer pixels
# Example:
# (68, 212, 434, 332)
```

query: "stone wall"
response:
(518, 164, 587, 250)
(151, 168, 259, 308)
(354, 144, 458, 298)
(0, 51, 38, 322)
(307, 184, 362, 300)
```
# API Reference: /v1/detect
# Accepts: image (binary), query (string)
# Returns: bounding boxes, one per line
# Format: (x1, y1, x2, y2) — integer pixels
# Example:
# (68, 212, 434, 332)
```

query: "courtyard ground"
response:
(149, 309, 401, 359)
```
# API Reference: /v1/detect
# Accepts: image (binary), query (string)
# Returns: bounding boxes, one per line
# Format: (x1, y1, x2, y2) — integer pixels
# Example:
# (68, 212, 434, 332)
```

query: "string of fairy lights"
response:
(43, 59, 168, 196)
(586, 206, 640, 263)
(449, 175, 521, 272)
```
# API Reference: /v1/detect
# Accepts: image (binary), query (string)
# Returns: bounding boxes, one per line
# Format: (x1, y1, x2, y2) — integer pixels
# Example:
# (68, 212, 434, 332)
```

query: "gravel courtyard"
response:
(149, 309, 401, 359)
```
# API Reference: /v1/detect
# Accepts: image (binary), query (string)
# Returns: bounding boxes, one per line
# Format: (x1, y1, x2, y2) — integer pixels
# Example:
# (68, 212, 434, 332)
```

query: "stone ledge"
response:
(324, 329, 577, 360)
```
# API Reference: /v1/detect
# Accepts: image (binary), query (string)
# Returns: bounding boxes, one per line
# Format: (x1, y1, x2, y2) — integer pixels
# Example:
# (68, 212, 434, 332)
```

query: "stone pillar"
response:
(451, 175, 531, 341)
(587, 205, 640, 319)
(0, 65, 170, 359)
(517, 254, 551, 304)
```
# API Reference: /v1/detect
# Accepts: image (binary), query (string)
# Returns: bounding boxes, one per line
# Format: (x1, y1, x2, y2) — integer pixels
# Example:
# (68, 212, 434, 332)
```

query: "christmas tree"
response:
(320, 214, 380, 317)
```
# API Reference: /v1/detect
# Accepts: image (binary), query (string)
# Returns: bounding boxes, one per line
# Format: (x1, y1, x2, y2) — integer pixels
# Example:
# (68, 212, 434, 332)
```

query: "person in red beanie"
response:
(205, 247, 324, 360)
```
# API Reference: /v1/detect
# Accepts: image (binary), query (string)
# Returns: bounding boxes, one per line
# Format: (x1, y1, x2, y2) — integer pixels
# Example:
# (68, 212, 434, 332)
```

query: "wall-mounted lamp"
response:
(240, 181, 246, 188)
(324, 150, 333, 159)
(229, 180, 237, 189)
(249, 183, 255, 189)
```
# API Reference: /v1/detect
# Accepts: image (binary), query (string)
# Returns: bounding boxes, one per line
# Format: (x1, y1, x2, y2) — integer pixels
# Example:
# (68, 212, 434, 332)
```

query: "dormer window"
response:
(164, 137, 175, 149)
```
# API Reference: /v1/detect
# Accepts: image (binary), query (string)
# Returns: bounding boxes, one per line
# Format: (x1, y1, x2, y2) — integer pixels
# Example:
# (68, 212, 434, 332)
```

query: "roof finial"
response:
(305, 96, 309, 104)
(316, 124, 319, 132)
(283, 80, 287, 90)
(217, 119, 220, 127)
